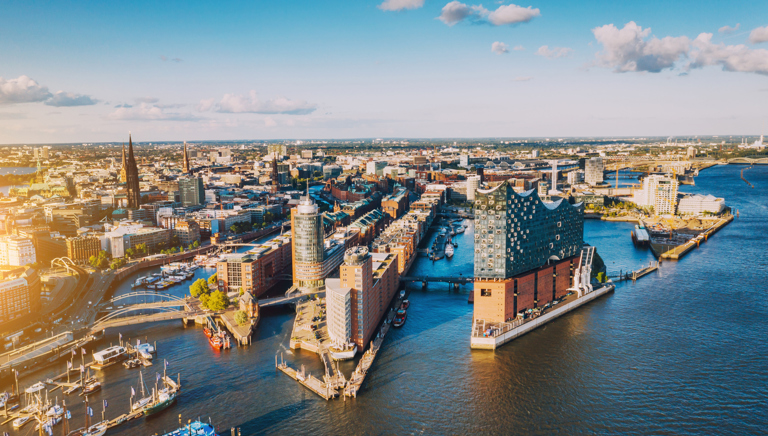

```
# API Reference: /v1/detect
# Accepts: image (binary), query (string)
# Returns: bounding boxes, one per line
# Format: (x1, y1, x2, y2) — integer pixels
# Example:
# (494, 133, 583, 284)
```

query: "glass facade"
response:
(474, 181, 583, 279)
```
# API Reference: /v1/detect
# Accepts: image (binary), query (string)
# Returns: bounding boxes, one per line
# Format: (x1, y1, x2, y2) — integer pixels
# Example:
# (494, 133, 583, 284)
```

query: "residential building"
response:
(0, 266, 41, 325)
(366, 161, 387, 176)
(381, 187, 409, 220)
(325, 246, 399, 350)
(632, 175, 679, 215)
(585, 157, 604, 186)
(0, 236, 36, 266)
(173, 220, 201, 246)
(466, 175, 481, 201)
(473, 180, 584, 324)
(66, 235, 101, 264)
(216, 234, 292, 297)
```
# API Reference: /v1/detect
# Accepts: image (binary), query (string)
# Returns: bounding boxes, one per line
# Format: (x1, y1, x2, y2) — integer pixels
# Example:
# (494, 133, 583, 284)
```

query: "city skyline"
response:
(1, 1, 768, 143)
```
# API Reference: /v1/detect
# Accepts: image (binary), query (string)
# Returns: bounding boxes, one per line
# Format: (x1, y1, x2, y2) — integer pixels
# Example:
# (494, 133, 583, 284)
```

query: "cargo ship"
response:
(631, 224, 650, 247)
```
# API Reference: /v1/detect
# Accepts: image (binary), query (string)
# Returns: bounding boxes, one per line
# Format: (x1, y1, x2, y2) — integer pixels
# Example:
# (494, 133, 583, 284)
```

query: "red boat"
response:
(393, 309, 407, 328)
(203, 327, 213, 338)
(208, 335, 223, 350)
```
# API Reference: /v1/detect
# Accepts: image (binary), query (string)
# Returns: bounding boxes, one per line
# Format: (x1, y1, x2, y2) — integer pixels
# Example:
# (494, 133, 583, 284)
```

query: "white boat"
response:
(136, 342, 155, 355)
(12, 415, 31, 429)
(25, 381, 46, 394)
(132, 395, 153, 411)
(47, 404, 64, 417)
(329, 342, 357, 360)
(455, 226, 465, 234)
(92, 345, 127, 370)
(82, 421, 108, 436)
(20, 403, 39, 414)
(445, 244, 454, 258)
(35, 416, 62, 431)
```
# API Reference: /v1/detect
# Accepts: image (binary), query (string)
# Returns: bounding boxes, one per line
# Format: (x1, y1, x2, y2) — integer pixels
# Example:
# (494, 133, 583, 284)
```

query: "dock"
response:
(654, 215, 733, 260)
(344, 292, 404, 397)
(471, 283, 616, 350)
(219, 309, 257, 346)
(276, 357, 338, 400)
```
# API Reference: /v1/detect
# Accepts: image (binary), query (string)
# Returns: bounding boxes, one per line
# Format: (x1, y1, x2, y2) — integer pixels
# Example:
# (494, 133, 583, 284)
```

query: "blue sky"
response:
(0, 0, 767, 143)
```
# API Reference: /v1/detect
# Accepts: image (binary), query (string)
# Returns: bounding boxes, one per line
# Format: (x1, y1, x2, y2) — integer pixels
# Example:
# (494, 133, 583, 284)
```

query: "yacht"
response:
(12, 415, 31, 429)
(445, 243, 454, 258)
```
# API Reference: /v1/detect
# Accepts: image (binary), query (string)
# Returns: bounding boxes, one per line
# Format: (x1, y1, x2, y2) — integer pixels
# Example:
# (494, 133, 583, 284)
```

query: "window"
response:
(481, 289, 492, 297)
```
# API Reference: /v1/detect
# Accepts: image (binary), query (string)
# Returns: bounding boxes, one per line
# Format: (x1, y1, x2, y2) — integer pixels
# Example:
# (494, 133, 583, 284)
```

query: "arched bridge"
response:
(91, 291, 199, 332)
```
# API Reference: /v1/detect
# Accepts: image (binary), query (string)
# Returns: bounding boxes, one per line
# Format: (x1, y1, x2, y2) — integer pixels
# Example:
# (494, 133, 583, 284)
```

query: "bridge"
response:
(400, 276, 473, 284)
(91, 292, 199, 332)
(728, 157, 768, 165)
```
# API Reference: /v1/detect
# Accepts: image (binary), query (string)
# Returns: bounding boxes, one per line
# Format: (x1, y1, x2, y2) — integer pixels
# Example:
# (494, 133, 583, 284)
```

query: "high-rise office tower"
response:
(585, 157, 604, 186)
(291, 191, 325, 292)
(179, 177, 205, 207)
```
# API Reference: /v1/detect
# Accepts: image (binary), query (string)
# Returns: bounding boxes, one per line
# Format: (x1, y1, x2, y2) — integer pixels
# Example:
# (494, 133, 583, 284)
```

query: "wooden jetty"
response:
(276, 356, 338, 400)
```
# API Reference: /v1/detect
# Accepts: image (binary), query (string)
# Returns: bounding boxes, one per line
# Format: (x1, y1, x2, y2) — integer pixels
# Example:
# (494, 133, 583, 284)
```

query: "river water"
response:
(4, 164, 767, 435)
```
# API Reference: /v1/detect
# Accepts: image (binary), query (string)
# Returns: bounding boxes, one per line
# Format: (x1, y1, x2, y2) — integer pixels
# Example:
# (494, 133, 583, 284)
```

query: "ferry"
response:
(92, 345, 127, 370)
(631, 224, 650, 247)
(393, 309, 407, 328)
(445, 243, 454, 258)
(161, 420, 219, 436)
(329, 342, 357, 360)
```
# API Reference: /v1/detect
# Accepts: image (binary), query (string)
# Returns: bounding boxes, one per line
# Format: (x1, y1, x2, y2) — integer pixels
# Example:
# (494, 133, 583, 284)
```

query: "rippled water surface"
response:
(4, 164, 767, 435)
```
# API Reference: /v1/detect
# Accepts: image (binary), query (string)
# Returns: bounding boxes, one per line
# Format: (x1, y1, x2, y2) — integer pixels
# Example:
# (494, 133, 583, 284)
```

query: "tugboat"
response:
(393, 309, 407, 328)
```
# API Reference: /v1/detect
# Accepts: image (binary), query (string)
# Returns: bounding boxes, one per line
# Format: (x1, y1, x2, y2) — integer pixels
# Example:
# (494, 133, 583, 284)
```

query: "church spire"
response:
(183, 141, 190, 173)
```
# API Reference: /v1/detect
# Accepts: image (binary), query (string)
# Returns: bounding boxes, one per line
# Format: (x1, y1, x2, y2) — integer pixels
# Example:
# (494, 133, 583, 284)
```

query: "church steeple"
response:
(120, 143, 127, 183)
(125, 133, 141, 209)
(182, 141, 190, 174)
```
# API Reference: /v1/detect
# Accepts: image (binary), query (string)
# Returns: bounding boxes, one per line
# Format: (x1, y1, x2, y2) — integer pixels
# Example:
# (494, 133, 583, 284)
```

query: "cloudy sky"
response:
(1, 0, 767, 143)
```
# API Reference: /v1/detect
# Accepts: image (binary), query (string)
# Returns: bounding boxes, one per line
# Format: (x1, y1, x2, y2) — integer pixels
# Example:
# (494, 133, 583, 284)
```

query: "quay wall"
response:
(471, 284, 615, 350)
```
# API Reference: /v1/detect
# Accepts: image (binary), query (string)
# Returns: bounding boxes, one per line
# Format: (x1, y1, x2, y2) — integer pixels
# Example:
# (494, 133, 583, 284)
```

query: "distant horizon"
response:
(1, 1, 767, 143)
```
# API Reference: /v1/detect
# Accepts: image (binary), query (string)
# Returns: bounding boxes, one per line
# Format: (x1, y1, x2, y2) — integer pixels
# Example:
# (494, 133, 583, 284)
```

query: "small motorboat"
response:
(445, 243, 454, 258)
(399, 290, 406, 299)
(203, 327, 213, 338)
(81, 381, 101, 396)
(47, 404, 64, 417)
(400, 300, 410, 310)
(123, 359, 141, 369)
(393, 309, 407, 328)
(25, 381, 46, 394)
(12, 415, 31, 429)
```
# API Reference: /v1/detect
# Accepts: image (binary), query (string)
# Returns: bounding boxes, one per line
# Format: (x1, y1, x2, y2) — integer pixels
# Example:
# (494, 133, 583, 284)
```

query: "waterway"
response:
(0, 166, 38, 196)
(3, 164, 767, 435)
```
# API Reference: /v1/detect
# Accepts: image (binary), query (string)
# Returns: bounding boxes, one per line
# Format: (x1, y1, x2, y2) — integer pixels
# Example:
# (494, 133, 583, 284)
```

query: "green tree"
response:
(192, 240, 200, 248)
(189, 278, 209, 298)
(208, 273, 218, 286)
(110, 258, 126, 270)
(206, 291, 230, 311)
(234, 310, 249, 326)
(596, 272, 606, 283)
(125, 248, 135, 258)
(239, 287, 245, 296)
(199, 293, 211, 309)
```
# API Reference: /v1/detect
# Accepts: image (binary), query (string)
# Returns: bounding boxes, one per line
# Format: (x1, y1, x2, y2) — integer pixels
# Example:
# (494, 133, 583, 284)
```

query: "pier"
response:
(276, 356, 338, 400)
(655, 215, 733, 260)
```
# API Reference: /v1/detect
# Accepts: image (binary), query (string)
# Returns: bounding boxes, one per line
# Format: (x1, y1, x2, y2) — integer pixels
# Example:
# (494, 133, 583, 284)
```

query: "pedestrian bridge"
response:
(91, 292, 198, 332)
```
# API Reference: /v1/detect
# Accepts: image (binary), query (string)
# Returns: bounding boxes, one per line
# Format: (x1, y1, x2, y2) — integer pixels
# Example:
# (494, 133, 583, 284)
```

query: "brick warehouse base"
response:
(473, 255, 580, 323)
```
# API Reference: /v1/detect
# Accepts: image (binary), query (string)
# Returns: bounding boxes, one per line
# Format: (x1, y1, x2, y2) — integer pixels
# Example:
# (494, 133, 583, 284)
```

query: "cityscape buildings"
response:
(179, 177, 205, 207)
(632, 175, 680, 215)
(0, 236, 36, 267)
(585, 157, 604, 186)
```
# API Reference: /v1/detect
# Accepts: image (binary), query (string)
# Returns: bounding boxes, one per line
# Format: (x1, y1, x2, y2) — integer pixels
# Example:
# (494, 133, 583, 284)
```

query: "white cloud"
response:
(689, 33, 768, 75)
(378, 0, 425, 11)
(492, 41, 509, 54)
(44, 91, 98, 107)
(536, 45, 573, 59)
(109, 103, 200, 121)
(591, 22, 689, 72)
(264, 117, 277, 127)
(513, 76, 533, 81)
(749, 26, 768, 44)
(438, 1, 475, 26)
(202, 91, 317, 115)
(487, 4, 540, 26)
(513, 45, 525, 51)
(718, 23, 740, 35)
(197, 98, 216, 112)
(438, 2, 539, 26)
(0, 75, 52, 104)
